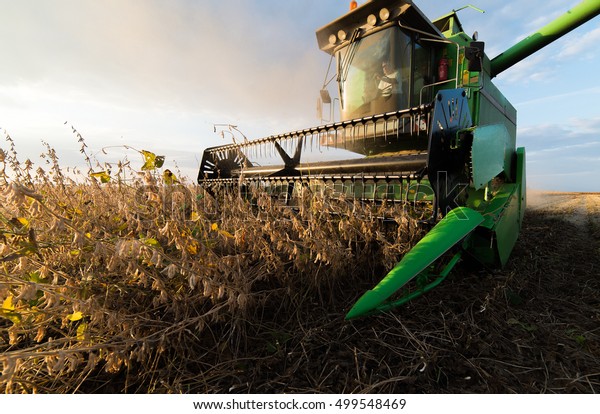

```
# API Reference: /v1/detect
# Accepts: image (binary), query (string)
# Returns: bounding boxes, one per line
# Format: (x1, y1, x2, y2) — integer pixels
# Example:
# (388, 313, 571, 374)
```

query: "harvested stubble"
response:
(1, 143, 600, 393)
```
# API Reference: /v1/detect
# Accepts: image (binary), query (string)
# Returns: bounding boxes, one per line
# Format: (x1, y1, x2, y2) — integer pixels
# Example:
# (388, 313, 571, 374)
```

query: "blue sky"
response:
(1, 0, 599, 191)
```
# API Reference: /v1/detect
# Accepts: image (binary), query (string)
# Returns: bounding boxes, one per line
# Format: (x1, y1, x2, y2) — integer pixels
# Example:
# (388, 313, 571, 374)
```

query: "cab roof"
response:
(316, 0, 444, 55)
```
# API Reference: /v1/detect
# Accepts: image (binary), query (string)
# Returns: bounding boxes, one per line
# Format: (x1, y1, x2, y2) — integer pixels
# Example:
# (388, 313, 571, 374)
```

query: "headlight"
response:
(379, 8, 390, 21)
(367, 14, 377, 27)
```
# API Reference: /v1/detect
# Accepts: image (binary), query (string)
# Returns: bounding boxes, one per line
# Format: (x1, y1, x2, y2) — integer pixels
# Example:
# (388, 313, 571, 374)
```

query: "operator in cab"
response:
(376, 61, 401, 98)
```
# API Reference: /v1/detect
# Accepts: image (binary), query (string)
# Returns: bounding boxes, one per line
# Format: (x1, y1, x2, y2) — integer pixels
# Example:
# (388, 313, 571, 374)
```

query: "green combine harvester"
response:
(198, 0, 600, 319)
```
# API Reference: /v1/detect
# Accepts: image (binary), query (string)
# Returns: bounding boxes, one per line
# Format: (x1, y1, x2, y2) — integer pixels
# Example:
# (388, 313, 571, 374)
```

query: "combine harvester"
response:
(198, 0, 600, 319)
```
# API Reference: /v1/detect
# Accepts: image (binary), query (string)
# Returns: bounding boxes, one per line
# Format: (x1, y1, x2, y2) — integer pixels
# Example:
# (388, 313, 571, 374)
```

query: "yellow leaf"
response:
(163, 169, 178, 185)
(141, 150, 155, 170)
(70, 249, 80, 256)
(8, 217, 29, 230)
(76, 322, 88, 341)
(190, 211, 200, 221)
(141, 150, 165, 171)
(2, 295, 15, 311)
(67, 311, 84, 322)
(218, 229, 234, 239)
(211, 223, 219, 231)
(90, 171, 111, 183)
(186, 241, 198, 255)
(142, 237, 160, 247)
(1, 295, 21, 324)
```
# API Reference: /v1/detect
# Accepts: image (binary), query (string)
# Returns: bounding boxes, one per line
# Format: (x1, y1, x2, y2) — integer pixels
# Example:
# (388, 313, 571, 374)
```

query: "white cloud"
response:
(0, 0, 329, 133)
(494, 51, 558, 84)
(518, 115, 600, 191)
(557, 24, 600, 59)
(0, 0, 340, 182)
(515, 86, 600, 107)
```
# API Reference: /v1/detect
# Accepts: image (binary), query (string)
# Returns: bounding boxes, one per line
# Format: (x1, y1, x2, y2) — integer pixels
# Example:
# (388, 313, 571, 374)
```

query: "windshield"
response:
(337, 27, 414, 121)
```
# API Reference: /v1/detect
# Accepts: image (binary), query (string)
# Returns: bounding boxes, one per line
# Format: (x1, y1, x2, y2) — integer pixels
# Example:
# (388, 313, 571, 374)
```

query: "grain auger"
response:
(198, 0, 600, 319)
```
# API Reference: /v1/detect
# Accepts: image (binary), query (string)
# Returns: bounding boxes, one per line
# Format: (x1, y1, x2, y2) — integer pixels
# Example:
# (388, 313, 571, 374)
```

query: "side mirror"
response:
(317, 89, 332, 121)
(466, 41, 485, 72)
(320, 89, 332, 104)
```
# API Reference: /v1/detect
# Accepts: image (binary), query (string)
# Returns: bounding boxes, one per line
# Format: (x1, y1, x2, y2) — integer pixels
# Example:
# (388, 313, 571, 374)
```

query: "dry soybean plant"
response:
(0, 133, 425, 393)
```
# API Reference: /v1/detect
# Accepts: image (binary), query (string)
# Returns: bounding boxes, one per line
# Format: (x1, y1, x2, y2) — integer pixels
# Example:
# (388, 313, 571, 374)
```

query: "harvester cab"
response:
(198, 0, 600, 319)
(317, 1, 439, 123)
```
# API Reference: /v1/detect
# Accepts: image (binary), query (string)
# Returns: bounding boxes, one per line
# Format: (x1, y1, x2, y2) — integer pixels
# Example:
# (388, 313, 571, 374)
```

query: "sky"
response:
(1, 0, 599, 191)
